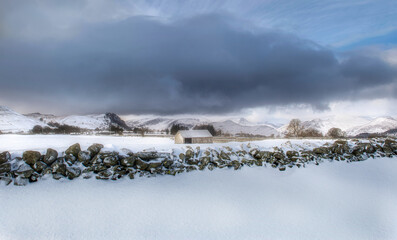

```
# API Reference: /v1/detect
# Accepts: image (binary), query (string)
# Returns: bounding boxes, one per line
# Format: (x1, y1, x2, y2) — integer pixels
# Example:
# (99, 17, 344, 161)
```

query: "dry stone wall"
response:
(1, 138, 397, 186)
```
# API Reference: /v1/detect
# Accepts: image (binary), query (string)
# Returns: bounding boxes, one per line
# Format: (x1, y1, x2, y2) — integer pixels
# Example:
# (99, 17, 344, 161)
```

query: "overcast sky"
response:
(0, 0, 396, 122)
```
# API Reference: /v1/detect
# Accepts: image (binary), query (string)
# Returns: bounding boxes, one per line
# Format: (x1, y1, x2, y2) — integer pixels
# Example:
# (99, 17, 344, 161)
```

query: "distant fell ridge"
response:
(1, 106, 397, 136)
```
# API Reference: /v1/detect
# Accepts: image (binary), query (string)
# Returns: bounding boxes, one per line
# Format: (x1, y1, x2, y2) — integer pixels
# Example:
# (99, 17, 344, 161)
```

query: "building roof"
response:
(177, 130, 213, 138)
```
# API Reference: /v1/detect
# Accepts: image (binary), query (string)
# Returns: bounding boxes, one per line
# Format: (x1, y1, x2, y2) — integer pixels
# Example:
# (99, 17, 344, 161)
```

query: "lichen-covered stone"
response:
(185, 158, 199, 165)
(96, 170, 112, 180)
(44, 148, 58, 165)
(22, 151, 41, 165)
(162, 159, 174, 168)
(87, 143, 104, 157)
(128, 172, 135, 179)
(286, 151, 299, 159)
(185, 149, 194, 160)
(135, 159, 149, 170)
(199, 156, 210, 166)
(51, 160, 67, 176)
(15, 163, 34, 178)
(0, 163, 11, 173)
(66, 167, 82, 180)
(42, 168, 53, 176)
(273, 152, 285, 160)
(0, 151, 11, 165)
(29, 173, 40, 183)
(231, 160, 241, 170)
(207, 163, 216, 171)
(255, 159, 263, 166)
(136, 151, 159, 161)
(360, 143, 376, 154)
(65, 143, 81, 157)
(78, 151, 91, 163)
(249, 148, 259, 158)
(120, 156, 136, 167)
(219, 151, 230, 160)
(0, 173, 12, 185)
(92, 151, 118, 166)
(93, 165, 107, 173)
(32, 161, 47, 173)
(148, 161, 162, 169)
(103, 155, 119, 167)
(313, 147, 329, 155)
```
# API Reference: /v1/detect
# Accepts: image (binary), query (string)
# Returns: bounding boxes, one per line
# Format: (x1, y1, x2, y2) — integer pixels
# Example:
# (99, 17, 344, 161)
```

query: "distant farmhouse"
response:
(175, 130, 213, 144)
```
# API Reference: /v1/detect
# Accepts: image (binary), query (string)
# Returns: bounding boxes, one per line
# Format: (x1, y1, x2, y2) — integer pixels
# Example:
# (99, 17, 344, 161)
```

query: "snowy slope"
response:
(29, 113, 131, 130)
(347, 116, 397, 136)
(1, 157, 396, 240)
(302, 116, 371, 134)
(127, 117, 210, 131)
(212, 120, 279, 136)
(0, 134, 333, 153)
(55, 115, 109, 130)
(4, 104, 397, 136)
(0, 106, 47, 133)
(127, 117, 279, 136)
(278, 116, 372, 135)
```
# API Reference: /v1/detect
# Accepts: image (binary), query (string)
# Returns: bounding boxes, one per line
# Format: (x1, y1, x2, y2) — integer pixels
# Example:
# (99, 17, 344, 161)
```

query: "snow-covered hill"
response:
(277, 116, 372, 136)
(302, 116, 371, 135)
(0, 106, 47, 133)
(3, 105, 397, 136)
(54, 115, 110, 130)
(346, 116, 397, 136)
(212, 120, 279, 136)
(127, 117, 278, 136)
(127, 117, 209, 131)
(27, 112, 131, 131)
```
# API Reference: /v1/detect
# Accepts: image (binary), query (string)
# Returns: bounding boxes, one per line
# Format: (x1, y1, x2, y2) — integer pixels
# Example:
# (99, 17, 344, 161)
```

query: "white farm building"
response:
(175, 130, 213, 144)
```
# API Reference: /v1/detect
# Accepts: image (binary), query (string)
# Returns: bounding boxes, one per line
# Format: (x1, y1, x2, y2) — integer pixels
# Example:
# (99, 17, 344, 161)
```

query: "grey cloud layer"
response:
(0, 14, 396, 114)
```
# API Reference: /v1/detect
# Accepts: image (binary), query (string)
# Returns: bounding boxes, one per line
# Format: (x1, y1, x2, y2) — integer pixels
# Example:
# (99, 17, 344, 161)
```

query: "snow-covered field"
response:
(0, 157, 396, 240)
(0, 134, 175, 153)
(1, 135, 396, 240)
(0, 134, 332, 154)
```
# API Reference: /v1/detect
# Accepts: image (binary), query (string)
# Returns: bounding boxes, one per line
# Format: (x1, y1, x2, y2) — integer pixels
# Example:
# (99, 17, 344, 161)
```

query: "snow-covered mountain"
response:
(126, 117, 210, 131)
(3, 105, 397, 136)
(302, 116, 371, 135)
(346, 117, 397, 136)
(0, 106, 47, 133)
(126, 116, 278, 136)
(277, 116, 373, 136)
(28, 112, 131, 131)
(212, 120, 279, 136)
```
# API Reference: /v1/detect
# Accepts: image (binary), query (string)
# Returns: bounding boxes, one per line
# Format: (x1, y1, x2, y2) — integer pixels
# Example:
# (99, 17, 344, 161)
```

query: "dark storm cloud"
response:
(0, 14, 396, 114)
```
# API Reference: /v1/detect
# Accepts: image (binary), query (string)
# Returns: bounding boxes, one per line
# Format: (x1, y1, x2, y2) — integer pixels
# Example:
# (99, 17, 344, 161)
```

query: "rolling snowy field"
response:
(0, 134, 333, 154)
(0, 135, 396, 240)
(0, 157, 396, 240)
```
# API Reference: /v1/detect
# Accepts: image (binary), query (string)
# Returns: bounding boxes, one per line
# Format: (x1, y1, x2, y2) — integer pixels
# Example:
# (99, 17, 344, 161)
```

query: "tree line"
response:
(31, 123, 127, 135)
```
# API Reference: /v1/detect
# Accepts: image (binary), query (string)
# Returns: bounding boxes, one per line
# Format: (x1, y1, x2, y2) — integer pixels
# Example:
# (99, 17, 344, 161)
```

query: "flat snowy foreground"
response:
(0, 134, 332, 154)
(1, 157, 397, 240)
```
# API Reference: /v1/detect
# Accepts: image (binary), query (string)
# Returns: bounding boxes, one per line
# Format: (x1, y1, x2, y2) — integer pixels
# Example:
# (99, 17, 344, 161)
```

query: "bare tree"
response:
(140, 127, 148, 137)
(301, 128, 323, 138)
(286, 119, 304, 137)
(326, 128, 345, 138)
